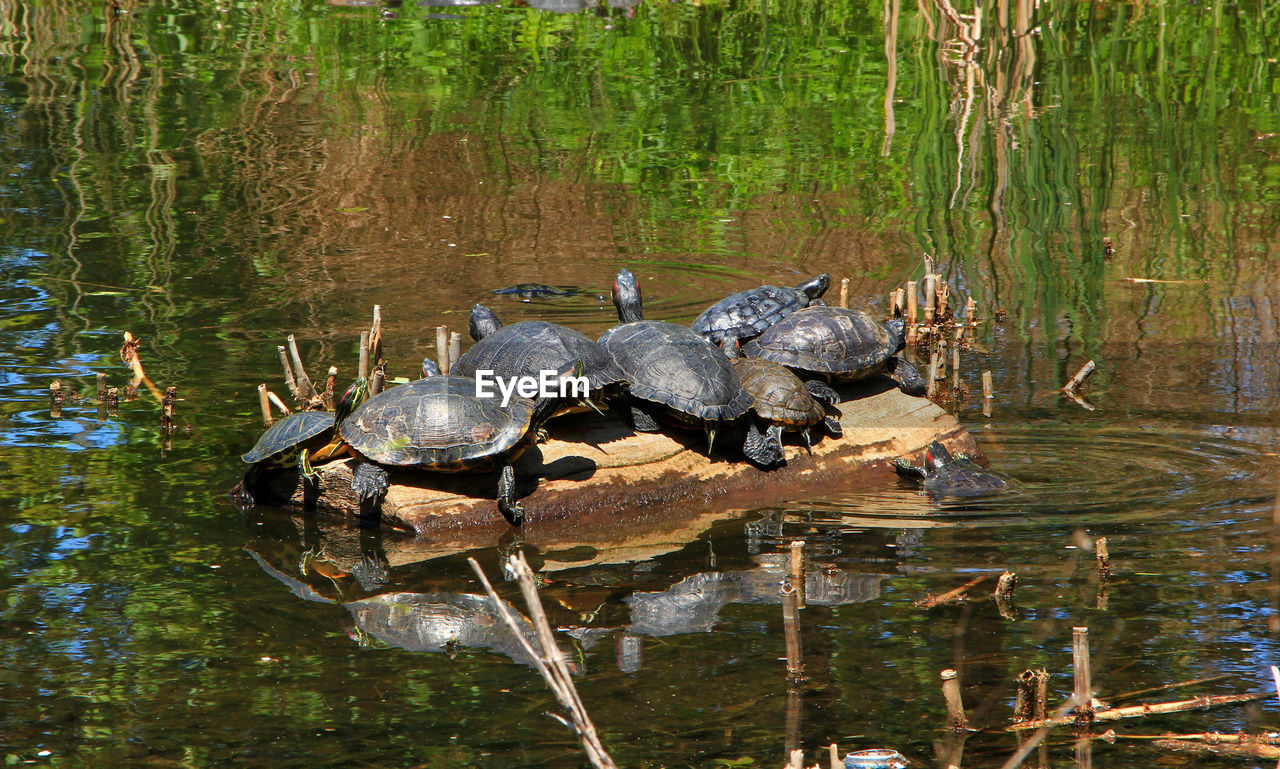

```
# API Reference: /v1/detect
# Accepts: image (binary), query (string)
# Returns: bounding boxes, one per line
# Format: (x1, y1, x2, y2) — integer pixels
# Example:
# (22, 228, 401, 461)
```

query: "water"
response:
(2, 1, 1279, 767)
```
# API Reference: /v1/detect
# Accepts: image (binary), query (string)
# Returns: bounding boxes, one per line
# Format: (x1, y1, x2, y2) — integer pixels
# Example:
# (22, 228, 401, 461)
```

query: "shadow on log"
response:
(252, 377, 971, 535)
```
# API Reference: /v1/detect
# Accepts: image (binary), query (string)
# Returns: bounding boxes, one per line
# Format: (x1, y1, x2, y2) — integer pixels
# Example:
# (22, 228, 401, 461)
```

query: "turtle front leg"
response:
(887, 356, 927, 397)
(803, 379, 841, 407)
(497, 463, 525, 526)
(743, 422, 784, 468)
(350, 461, 390, 506)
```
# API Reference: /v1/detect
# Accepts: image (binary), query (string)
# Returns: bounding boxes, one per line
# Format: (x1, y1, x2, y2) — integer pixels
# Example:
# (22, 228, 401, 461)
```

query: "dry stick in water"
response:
(450, 332, 463, 370)
(121, 331, 163, 403)
(1009, 693, 1267, 731)
(287, 335, 315, 400)
(951, 329, 962, 390)
(936, 280, 950, 319)
(160, 386, 178, 433)
(790, 540, 806, 610)
(1063, 359, 1096, 393)
(906, 280, 919, 326)
(941, 668, 968, 730)
(828, 744, 839, 769)
(1096, 537, 1111, 579)
(994, 571, 1017, 601)
(915, 575, 989, 608)
(369, 304, 383, 364)
(437, 325, 451, 375)
(359, 331, 370, 382)
(839, 277, 850, 309)
(324, 366, 337, 410)
(1013, 670, 1037, 723)
(469, 554, 619, 769)
(266, 389, 292, 416)
(924, 274, 937, 324)
(1073, 627, 1094, 723)
(278, 345, 299, 399)
(782, 578, 806, 683)
(96, 372, 107, 402)
(257, 384, 274, 427)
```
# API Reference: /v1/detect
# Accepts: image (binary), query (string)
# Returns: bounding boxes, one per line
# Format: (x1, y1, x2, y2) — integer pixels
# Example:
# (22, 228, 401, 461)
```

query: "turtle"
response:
(491, 283, 593, 300)
(691, 273, 830, 345)
(450, 303, 624, 416)
(235, 378, 369, 508)
(893, 440, 1010, 498)
(743, 305, 926, 396)
(340, 362, 578, 525)
(598, 268, 780, 466)
(723, 340, 843, 467)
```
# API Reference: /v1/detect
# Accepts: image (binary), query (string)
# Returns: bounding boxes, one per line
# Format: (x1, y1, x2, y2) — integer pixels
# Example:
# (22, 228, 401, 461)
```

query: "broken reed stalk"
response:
(257, 384, 274, 427)
(160, 386, 177, 433)
(839, 277, 850, 309)
(787, 749, 804, 769)
(789, 540, 806, 609)
(266, 389, 292, 416)
(286, 335, 315, 400)
(1095, 537, 1111, 579)
(965, 296, 977, 325)
(782, 578, 806, 683)
(324, 366, 337, 410)
(120, 331, 163, 403)
(369, 305, 383, 364)
(994, 571, 1017, 601)
(278, 345, 298, 399)
(915, 575, 988, 609)
(1008, 693, 1267, 731)
(1063, 359, 1096, 393)
(950, 331, 961, 389)
(892, 288, 906, 316)
(906, 280, 919, 326)
(437, 325, 451, 375)
(370, 365, 385, 396)
(936, 281, 950, 318)
(449, 332, 463, 370)
(468, 555, 619, 769)
(941, 668, 968, 730)
(1072, 627, 1094, 723)
(828, 744, 839, 769)
(359, 331, 370, 381)
(1152, 739, 1280, 760)
(1013, 670, 1037, 723)
(49, 380, 63, 418)
(924, 274, 937, 323)
(1034, 669, 1048, 721)
(96, 372, 106, 401)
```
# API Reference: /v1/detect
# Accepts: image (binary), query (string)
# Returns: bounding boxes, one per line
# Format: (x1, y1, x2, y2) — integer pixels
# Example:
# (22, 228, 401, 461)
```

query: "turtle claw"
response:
(351, 462, 390, 506)
(497, 464, 525, 526)
(536, 427, 550, 444)
(744, 423, 784, 468)
(802, 379, 841, 407)
(629, 405, 661, 433)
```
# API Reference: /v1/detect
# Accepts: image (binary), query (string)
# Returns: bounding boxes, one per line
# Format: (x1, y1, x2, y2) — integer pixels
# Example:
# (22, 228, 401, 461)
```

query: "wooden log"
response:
(259, 381, 970, 535)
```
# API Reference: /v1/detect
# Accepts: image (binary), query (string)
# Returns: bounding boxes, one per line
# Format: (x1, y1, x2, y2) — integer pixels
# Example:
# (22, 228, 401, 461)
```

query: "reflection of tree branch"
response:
(881, 0, 900, 156)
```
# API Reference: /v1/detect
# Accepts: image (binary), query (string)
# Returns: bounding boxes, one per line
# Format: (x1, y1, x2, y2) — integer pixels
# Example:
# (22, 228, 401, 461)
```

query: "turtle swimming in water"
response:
(743, 306, 926, 396)
(893, 441, 1010, 498)
(691, 273, 830, 345)
(598, 268, 779, 466)
(340, 360, 582, 525)
(723, 339, 842, 467)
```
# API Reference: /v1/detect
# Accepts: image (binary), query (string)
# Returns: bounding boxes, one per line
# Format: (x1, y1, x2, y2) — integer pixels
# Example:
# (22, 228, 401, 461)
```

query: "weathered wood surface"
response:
(258, 377, 972, 535)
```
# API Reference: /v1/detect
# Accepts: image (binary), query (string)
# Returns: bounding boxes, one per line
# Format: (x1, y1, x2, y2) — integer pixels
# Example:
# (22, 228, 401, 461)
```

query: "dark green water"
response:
(2, 1, 1279, 767)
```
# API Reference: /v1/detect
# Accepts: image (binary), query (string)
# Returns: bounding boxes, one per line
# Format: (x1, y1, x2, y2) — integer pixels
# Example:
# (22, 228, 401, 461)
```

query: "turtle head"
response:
(336, 377, 370, 423)
(798, 273, 831, 300)
(925, 440, 952, 470)
(612, 269, 644, 324)
(469, 304, 503, 341)
(885, 316, 908, 353)
(421, 358, 441, 378)
(720, 337, 742, 359)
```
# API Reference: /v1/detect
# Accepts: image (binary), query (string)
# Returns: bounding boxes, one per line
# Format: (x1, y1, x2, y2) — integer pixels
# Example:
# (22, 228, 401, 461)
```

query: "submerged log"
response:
(257, 378, 970, 534)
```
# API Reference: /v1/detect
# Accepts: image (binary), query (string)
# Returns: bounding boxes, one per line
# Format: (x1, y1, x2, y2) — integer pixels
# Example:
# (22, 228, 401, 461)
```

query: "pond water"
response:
(2, 1, 1279, 767)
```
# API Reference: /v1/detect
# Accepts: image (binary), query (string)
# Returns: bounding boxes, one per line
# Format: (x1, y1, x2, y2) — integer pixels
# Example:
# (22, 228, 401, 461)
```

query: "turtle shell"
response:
(242, 411, 336, 464)
(598, 320, 751, 423)
(451, 321, 624, 392)
(743, 306, 899, 381)
(731, 357, 824, 428)
(341, 376, 535, 471)
(691, 284, 811, 344)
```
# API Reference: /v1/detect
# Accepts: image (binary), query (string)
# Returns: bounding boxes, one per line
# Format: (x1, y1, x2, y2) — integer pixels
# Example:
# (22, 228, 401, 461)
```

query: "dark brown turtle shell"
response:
(340, 376, 535, 472)
(743, 306, 901, 381)
(731, 357, 825, 429)
(242, 411, 336, 465)
(598, 320, 751, 424)
(691, 274, 829, 344)
(451, 320, 624, 393)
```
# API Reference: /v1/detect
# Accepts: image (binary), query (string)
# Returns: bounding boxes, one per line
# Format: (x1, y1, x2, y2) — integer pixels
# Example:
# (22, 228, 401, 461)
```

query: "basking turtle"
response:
(450, 304, 623, 415)
(743, 306, 926, 396)
(724, 343, 842, 467)
(691, 274, 830, 345)
(598, 269, 778, 465)
(236, 379, 368, 507)
(340, 363, 577, 525)
(893, 441, 1009, 498)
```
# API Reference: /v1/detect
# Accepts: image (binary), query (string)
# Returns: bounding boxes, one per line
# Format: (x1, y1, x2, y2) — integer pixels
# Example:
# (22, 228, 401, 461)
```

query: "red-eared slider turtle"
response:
(724, 341, 842, 467)
(340, 364, 576, 525)
(893, 441, 1010, 498)
(743, 306, 926, 396)
(450, 304, 623, 415)
(691, 274, 830, 345)
(236, 378, 369, 508)
(598, 269, 779, 465)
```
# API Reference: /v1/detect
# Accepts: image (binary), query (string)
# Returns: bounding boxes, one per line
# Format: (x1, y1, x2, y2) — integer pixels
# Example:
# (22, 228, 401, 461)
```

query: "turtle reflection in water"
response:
(893, 441, 1010, 498)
